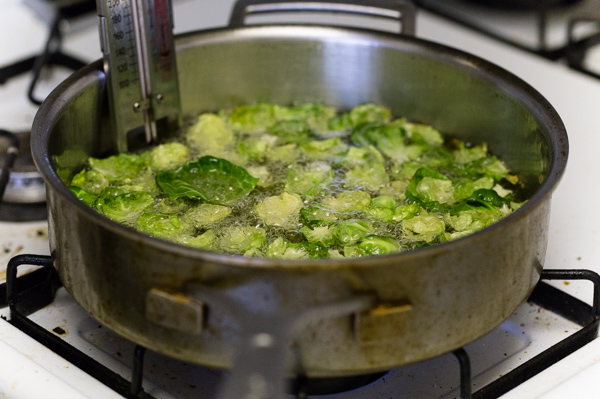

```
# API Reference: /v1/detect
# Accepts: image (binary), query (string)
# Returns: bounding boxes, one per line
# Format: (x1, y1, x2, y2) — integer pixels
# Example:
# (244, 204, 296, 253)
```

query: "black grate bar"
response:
(131, 346, 147, 396)
(472, 269, 600, 399)
(413, 0, 548, 56)
(0, 56, 36, 83)
(292, 373, 309, 399)
(0, 265, 56, 308)
(4, 254, 62, 316)
(453, 348, 472, 399)
(5, 255, 156, 399)
(473, 318, 599, 399)
(8, 310, 155, 399)
(529, 281, 594, 326)
(412, 0, 600, 80)
(540, 269, 600, 317)
(6, 255, 55, 312)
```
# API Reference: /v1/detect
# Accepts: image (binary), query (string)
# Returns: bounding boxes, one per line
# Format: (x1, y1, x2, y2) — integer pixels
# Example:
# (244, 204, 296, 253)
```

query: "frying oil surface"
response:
(67, 103, 524, 259)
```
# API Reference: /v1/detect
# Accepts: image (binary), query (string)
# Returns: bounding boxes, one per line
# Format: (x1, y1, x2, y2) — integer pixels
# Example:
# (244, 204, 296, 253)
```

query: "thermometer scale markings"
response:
(98, 0, 181, 153)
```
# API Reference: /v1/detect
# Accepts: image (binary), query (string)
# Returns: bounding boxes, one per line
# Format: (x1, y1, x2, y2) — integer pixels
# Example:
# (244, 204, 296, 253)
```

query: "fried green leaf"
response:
(156, 156, 259, 205)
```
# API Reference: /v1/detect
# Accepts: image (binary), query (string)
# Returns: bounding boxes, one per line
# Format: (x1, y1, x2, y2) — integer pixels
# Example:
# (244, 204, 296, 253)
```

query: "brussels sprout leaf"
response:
(406, 167, 452, 212)
(156, 156, 259, 205)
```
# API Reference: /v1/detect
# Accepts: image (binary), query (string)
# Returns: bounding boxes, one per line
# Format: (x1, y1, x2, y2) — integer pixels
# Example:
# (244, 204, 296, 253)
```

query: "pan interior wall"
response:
(177, 27, 552, 196)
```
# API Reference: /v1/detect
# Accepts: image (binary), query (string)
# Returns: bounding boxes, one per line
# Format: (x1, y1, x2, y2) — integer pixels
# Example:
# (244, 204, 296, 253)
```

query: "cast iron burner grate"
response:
(1, 255, 599, 399)
(413, 0, 600, 80)
(0, 1, 92, 105)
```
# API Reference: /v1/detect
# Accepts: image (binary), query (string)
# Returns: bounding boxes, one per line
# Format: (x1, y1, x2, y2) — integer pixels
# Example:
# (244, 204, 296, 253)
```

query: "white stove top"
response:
(1, 0, 600, 398)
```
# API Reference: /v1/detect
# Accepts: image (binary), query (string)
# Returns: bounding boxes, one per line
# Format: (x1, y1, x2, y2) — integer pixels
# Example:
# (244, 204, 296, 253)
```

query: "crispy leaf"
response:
(156, 156, 259, 205)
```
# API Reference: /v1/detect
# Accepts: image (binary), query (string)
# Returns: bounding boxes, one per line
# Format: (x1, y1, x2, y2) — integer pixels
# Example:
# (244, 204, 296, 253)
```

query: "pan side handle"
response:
(228, 0, 416, 36)
(183, 282, 375, 399)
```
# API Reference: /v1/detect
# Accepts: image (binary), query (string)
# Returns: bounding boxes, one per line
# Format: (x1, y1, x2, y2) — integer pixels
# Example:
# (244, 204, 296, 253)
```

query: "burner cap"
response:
(0, 131, 46, 205)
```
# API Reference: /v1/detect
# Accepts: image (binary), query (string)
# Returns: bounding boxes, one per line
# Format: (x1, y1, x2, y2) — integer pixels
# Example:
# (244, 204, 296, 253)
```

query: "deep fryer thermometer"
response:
(97, 0, 181, 153)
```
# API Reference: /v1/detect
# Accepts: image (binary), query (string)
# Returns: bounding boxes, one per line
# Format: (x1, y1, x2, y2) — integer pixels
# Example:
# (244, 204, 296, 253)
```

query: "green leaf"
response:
(344, 245, 368, 258)
(70, 169, 109, 195)
(69, 186, 97, 206)
(323, 190, 371, 213)
(335, 220, 373, 246)
(404, 122, 444, 146)
(451, 189, 511, 213)
(405, 167, 451, 212)
(265, 237, 310, 260)
(268, 120, 312, 144)
(349, 104, 392, 126)
(228, 103, 277, 133)
(328, 113, 351, 132)
(300, 225, 336, 246)
(402, 214, 445, 243)
(274, 103, 336, 133)
(217, 226, 266, 254)
(284, 162, 333, 199)
(300, 203, 340, 226)
(392, 203, 421, 222)
(255, 192, 304, 227)
(464, 156, 509, 180)
(184, 204, 232, 228)
(145, 142, 190, 170)
(136, 212, 191, 240)
(88, 154, 147, 183)
(235, 134, 278, 161)
(179, 230, 216, 250)
(302, 241, 330, 258)
(351, 122, 422, 163)
(357, 235, 400, 255)
(453, 141, 488, 164)
(419, 146, 455, 169)
(266, 144, 300, 163)
(344, 162, 389, 192)
(366, 196, 397, 222)
(299, 137, 349, 160)
(454, 176, 495, 200)
(378, 180, 409, 200)
(416, 177, 455, 204)
(186, 113, 235, 154)
(156, 156, 259, 205)
(95, 187, 154, 225)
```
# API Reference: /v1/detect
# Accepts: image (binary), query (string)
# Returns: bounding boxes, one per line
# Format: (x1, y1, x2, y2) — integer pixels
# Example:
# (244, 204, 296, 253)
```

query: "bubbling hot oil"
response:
(132, 110, 521, 256)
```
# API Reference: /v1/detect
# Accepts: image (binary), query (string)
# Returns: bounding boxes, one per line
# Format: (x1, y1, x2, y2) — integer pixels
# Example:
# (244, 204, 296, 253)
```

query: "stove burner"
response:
(290, 371, 387, 396)
(0, 130, 47, 222)
(0, 131, 46, 205)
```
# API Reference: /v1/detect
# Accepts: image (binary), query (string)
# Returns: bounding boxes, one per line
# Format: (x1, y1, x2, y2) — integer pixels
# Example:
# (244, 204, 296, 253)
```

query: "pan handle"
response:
(228, 0, 416, 36)
(184, 282, 375, 399)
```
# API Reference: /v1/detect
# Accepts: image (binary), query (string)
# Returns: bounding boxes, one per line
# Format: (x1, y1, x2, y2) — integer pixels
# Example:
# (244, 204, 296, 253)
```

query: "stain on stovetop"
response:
(52, 326, 68, 336)
(26, 226, 48, 240)
(0, 221, 50, 281)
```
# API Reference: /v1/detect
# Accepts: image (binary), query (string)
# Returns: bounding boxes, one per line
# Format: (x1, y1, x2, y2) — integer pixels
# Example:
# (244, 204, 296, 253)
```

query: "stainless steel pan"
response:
(31, 1, 568, 398)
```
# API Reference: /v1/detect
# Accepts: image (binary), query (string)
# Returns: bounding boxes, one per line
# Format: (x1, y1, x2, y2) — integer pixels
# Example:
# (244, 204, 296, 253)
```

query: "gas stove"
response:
(2, 0, 600, 398)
